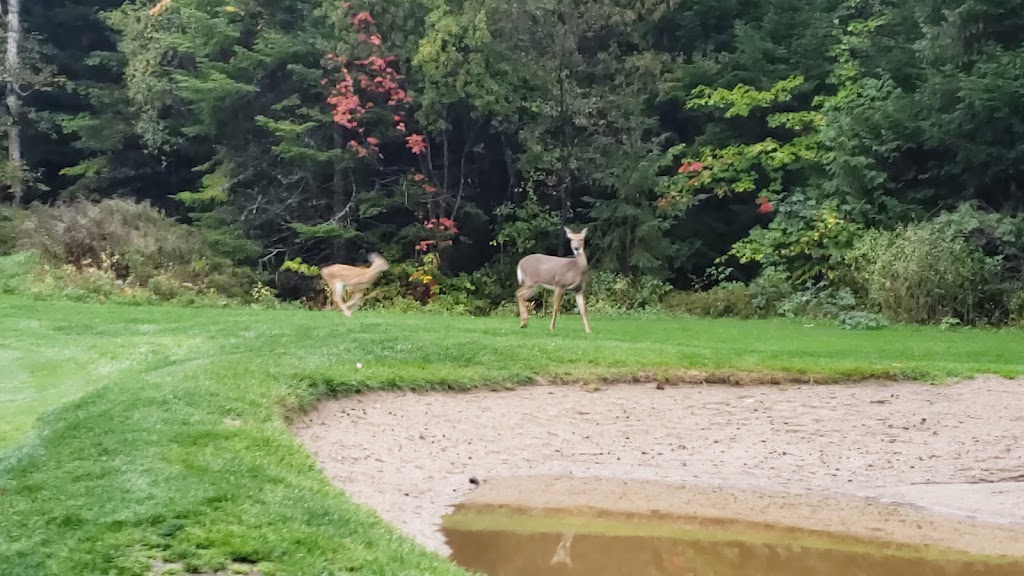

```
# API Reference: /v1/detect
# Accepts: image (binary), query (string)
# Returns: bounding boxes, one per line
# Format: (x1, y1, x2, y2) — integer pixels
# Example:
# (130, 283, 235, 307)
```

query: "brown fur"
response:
(516, 227, 592, 333)
(320, 252, 390, 316)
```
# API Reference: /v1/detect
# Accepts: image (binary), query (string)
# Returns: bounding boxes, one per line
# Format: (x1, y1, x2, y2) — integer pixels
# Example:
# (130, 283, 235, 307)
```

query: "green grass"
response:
(1, 295, 1024, 575)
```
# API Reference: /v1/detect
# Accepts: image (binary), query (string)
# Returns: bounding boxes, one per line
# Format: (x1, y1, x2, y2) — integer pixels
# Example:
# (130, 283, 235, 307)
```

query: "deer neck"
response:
(574, 252, 589, 271)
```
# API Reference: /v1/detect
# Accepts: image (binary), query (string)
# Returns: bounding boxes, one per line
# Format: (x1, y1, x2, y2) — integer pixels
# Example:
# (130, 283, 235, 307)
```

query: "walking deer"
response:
(320, 252, 389, 317)
(516, 227, 592, 333)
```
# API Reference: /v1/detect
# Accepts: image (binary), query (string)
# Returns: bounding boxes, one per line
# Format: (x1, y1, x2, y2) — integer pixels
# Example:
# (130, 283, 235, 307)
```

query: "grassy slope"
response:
(1, 296, 1023, 575)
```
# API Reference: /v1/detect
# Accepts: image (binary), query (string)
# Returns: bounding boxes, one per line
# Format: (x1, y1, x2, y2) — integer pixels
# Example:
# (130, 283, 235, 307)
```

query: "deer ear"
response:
(579, 227, 588, 238)
(564, 226, 574, 237)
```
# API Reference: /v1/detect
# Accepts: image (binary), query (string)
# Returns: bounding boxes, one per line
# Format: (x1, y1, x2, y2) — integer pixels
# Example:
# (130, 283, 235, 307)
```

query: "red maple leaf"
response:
(351, 11, 374, 26)
(677, 160, 703, 174)
(405, 133, 427, 155)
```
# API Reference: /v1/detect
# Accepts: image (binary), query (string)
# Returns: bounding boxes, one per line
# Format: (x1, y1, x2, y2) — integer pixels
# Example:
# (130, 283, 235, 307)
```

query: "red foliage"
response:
(678, 160, 703, 174)
(756, 196, 774, 213)
(437, 217, 458, 233)
(325, 5, 417, 160)
(416, 217, 459, 254)
(405, 133, 427, 155)
(351, 11, 374, 26)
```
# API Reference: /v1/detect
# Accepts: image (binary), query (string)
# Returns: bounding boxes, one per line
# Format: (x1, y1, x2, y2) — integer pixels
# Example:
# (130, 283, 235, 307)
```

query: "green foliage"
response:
(9, 198, 258, 301)
(661, 75, 820, 204)
(835, 310, 889, 330)
(746, 267, 794, 318)
(15, 198, 199, 281)
(687, 76, 806, 118)
(663, 283, 756, 319)
(13, 0, 1024, 329)
(0, 207, 15, 254)
(585, 271, 673, 314)
(776, 284, 859, 321)
(728, 195, 866, 285)
(280, 257, 321, 277)
(848, 220, 1002, 325)
(0, 252, 39, 294)
(492, 191, 562, 257)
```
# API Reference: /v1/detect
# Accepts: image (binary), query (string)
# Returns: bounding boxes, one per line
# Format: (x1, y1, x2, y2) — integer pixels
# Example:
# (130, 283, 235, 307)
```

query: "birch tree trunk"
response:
(4, 0, 22, 205)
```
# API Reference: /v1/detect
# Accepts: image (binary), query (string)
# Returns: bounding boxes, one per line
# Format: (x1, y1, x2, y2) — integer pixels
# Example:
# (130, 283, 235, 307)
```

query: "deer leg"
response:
(343, 289, 365, 315)
(550, 287, 564, 331)
(517, 284, 536, 328)
(576, 291, 592, 333)
(332, 281, 347, 313)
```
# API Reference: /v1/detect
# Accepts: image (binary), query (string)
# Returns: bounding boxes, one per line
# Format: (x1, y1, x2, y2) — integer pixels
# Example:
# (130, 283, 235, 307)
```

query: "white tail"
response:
(515, 227, 592, 333)
(319, 252, 389, 317)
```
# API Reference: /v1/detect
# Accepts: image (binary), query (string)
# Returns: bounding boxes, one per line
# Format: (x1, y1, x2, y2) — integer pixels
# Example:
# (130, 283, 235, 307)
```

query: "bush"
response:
(8, 198, 260, 302)
(15, 198, 197, 283)
(662, 282, 755, 319)
(848, 220, 1001, 325)
(0, 251, 38, 293)
(835, 310, 889, 330)
(585, 271, 672, 314)
(776, 284, 859, 319)
(747, 267, 794, 317)
(0, 206, 15, 254)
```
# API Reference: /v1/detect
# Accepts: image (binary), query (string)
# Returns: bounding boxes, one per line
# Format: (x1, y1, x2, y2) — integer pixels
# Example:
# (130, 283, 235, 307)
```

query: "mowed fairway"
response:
(2, 295, 1024, 575)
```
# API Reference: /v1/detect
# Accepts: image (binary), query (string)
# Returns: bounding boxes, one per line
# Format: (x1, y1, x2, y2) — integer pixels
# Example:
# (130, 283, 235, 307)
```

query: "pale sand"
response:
(290, 377, 1024, 557)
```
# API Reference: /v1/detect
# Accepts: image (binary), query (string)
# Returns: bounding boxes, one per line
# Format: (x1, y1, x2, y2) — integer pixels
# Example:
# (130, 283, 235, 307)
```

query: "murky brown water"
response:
(442, 505, 1024, 576)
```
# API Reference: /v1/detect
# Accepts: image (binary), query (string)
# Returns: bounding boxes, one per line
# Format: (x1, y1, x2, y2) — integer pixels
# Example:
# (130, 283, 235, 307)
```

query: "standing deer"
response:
(516, 227, 592, 333)
(319, 252, 389, 317)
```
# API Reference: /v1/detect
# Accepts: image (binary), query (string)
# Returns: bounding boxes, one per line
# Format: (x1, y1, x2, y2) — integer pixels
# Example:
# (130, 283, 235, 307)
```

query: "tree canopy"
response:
(4, 0, 1024, 324)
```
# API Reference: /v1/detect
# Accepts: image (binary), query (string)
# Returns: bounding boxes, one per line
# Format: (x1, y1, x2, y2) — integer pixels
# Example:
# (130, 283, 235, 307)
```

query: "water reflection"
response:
(443, 510, 1024, 576)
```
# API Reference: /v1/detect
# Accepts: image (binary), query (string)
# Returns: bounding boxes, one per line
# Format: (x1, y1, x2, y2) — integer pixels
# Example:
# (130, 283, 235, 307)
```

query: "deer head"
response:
(564, 227, 588, 258)
(367, 252, 390, 272)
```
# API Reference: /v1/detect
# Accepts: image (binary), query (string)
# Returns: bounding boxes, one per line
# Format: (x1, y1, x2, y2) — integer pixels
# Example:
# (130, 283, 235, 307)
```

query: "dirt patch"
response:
(290, 376, 1024, 557)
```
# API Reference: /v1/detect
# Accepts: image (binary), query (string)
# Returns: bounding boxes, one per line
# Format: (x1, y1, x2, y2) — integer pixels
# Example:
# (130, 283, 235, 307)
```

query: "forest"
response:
(2, 0, 1024, 327)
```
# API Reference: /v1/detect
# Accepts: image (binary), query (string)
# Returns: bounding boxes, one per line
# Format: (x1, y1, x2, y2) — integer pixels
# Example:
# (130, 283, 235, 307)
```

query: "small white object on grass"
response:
(356, 362, 364, 369)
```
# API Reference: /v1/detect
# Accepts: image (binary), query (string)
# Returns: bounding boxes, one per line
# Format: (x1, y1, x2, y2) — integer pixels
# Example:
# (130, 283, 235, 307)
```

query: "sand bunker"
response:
(290, 376, 1024, 557)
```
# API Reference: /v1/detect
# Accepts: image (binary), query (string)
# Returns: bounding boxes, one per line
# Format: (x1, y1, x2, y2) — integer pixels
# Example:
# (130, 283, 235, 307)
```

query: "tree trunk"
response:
(5, 0, 23, 205)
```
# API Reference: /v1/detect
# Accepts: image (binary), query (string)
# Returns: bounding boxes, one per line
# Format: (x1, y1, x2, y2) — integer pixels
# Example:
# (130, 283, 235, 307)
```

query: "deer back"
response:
(517, 254, 589, 290)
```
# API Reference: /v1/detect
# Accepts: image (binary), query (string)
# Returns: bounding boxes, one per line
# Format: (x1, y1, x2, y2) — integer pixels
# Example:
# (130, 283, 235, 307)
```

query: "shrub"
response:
(585, 271, 672, 314)
(848, 220, 1001, 325)
(0, 206, 15, 254)
(662, 282, 755, 319)
(776, 284, 858, 319)
(0, 251, 39, 293)
(15, 198, 197, 283)
(835, 310, 889, 330)
(9, 198, 260, 302)
(747, 267, 794, 317)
